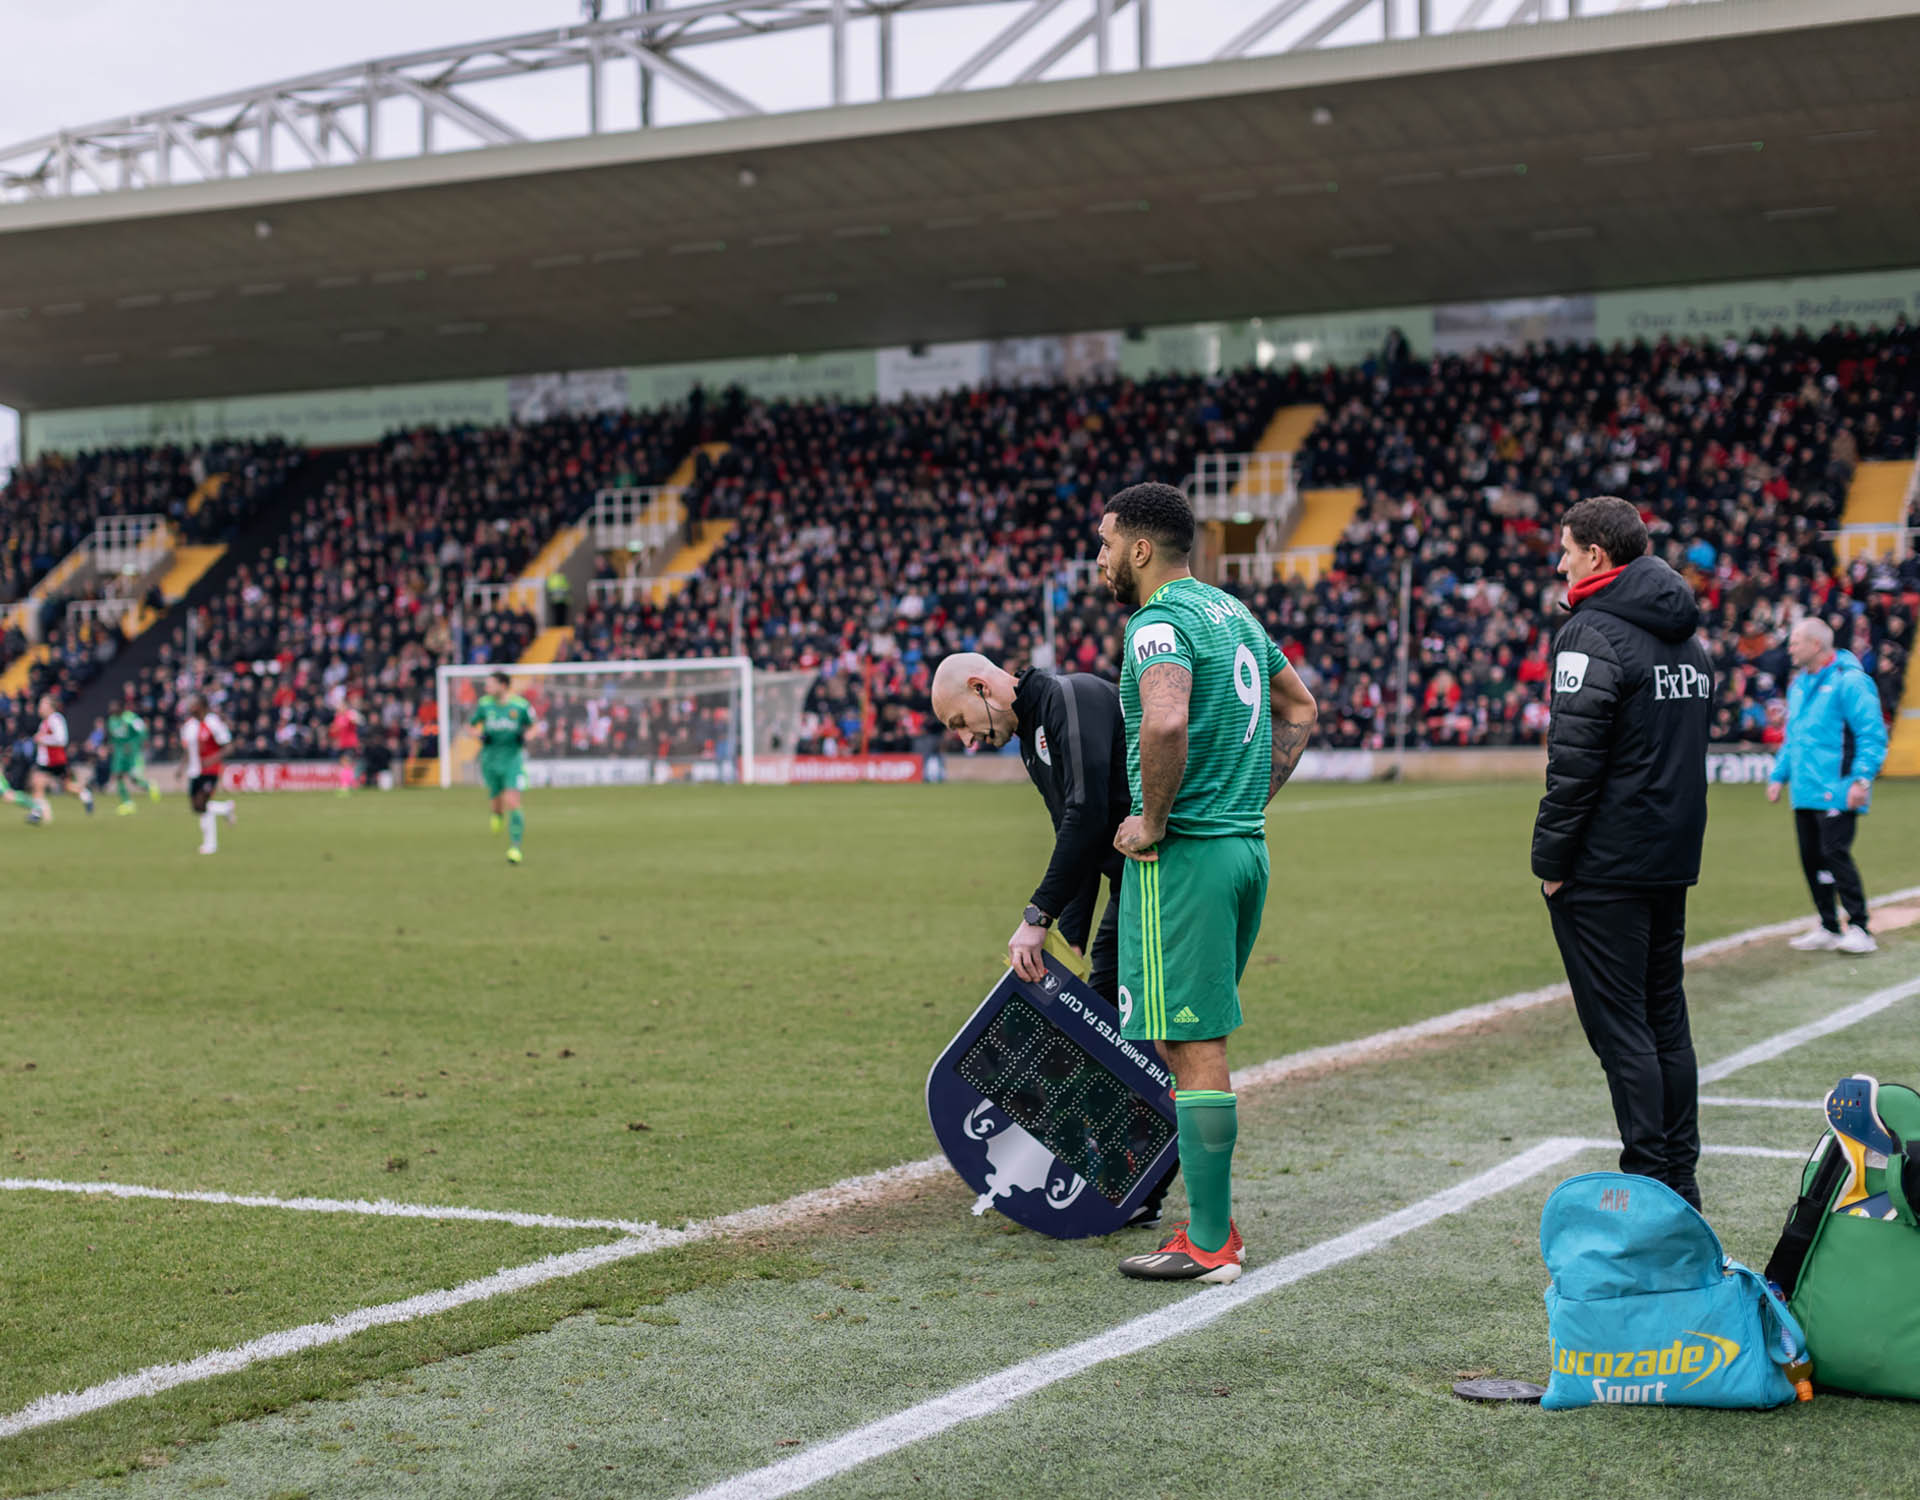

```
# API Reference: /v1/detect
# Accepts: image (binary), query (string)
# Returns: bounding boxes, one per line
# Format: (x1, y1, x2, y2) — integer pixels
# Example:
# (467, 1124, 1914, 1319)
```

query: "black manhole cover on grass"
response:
(1452, 1378, 1546, 1404)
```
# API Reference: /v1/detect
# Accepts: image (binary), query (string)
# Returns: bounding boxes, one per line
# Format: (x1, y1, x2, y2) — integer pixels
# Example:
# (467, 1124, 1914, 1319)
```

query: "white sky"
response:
(0, 0, 1514, 477)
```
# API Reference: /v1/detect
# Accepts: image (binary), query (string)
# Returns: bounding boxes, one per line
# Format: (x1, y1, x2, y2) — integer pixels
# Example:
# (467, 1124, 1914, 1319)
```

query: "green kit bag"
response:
(1765, 1075, 1920, 1400)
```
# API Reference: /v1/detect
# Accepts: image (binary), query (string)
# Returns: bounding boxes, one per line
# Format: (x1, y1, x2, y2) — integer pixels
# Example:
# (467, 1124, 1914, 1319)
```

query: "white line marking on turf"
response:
(1699, 1096, 1825, 1111)
(1563, 1139, 1808, 1162)
(5, 894, 1911, 1440)
(0, 1231, 695, 1440)
(1699, 1143, 1807, 1161)
(1231, 887, 1920, 1093)
(1268, 786, 1491, 815)
(0, 1179, 654, 1235)
(682, 1138, 1593, 1500)
(1697, 972, 1920, 1084)
(0, 1157, 949, 1441)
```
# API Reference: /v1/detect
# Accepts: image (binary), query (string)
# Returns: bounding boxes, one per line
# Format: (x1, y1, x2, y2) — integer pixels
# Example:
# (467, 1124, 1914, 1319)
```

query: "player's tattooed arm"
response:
(1133, 661, 1191, 837)
(1267, 665, 1318, 804)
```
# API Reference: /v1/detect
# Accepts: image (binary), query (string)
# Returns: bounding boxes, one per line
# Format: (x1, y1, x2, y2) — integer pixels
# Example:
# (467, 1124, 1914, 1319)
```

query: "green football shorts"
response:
(109, 751, 143, 777)
(480, 752, 526, 798)
(1118, 833, 1269, 1043)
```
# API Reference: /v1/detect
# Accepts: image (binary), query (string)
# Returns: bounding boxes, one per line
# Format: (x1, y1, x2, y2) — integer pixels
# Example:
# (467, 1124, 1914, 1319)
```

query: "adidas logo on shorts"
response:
(1173, 1006, 1199, 1024)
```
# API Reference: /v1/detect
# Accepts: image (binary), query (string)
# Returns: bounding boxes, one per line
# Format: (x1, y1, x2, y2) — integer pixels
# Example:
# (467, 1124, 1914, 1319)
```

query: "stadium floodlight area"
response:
(0, 0, 1724, 203)
(436, 657, 818, 789)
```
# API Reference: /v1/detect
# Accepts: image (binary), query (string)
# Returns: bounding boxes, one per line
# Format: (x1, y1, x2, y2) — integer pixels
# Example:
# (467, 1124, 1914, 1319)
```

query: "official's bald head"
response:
(1788, 616, 1836, 672)
(931, 651, 1020, 750)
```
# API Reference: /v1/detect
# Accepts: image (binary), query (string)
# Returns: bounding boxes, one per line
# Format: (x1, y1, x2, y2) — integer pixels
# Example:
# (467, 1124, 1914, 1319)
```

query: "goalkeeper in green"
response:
(468, 670, 541, 865)
(107, 703, 160, 814)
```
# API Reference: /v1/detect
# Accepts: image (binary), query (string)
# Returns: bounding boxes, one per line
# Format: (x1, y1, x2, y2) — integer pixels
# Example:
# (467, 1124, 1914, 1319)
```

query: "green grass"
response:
(40, 917, 1920, 1500)
(4, 781, 1920, 1495)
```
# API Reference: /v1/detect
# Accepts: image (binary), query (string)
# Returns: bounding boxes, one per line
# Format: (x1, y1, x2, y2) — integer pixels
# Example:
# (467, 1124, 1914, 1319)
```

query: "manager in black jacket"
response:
(1533, 496, 1713, 1209)
(931, 652, 1129, 995)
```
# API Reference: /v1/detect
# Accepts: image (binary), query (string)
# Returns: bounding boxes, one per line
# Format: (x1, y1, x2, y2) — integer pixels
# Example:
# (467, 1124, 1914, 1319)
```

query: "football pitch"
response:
(5, 781, 1920, 1498)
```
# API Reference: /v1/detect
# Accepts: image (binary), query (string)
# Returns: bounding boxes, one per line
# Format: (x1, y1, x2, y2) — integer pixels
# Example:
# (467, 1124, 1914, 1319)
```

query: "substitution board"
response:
(928, 953, 1178, 1238)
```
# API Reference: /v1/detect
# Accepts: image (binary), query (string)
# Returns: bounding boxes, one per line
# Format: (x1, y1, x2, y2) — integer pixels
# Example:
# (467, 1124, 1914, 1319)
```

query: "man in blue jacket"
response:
(1768, 617, 1888, 955)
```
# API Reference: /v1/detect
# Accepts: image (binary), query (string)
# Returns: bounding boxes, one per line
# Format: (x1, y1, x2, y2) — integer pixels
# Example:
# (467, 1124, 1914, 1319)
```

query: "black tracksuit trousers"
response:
(1546, 882, 1702, 1208)
(1794, 809, 1870, 934)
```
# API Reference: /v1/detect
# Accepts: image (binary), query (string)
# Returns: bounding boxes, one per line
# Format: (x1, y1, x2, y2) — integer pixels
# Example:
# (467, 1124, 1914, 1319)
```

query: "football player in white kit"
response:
(28, 693, 95, 822)
(181, 696, 239, 854)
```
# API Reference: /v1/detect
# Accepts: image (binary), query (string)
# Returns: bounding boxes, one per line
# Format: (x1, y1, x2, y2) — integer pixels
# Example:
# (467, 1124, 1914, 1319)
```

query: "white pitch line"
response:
(1697, 972, 1920, 1084)
(4, 891, 1911, 1440)
(0, 1178, 653, 1236)
(1268, 786, 1491, 816)
(683, 1138, 1592, 1500)
(0, 1156, 949, 1441)
(1699, 1096, 1825, 1111)
(0, 1231, 691, 1440)
(1230, 883, 1920, 1093)
(1699, 1143, 1807, 1161)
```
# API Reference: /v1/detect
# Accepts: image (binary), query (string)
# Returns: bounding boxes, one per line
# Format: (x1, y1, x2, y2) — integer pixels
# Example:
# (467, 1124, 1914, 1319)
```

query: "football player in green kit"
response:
(107, 702, 161, 814)
(1098, 483, 1318, 1285)
(468, 670, 541, 865)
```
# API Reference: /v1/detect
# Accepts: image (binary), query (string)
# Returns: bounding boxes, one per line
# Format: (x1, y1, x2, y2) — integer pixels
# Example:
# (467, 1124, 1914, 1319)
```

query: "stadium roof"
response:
(2, 0, 1918, 413)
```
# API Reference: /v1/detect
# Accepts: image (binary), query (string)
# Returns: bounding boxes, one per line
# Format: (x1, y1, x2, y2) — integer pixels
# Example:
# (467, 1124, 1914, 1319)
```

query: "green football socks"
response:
(508, 808, 524, 847)
(1174, 1090, 1238, 1253)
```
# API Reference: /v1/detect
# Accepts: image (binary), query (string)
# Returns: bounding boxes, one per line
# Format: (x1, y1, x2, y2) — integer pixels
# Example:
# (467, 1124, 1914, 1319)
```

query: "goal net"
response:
(435, 657, 812, 789)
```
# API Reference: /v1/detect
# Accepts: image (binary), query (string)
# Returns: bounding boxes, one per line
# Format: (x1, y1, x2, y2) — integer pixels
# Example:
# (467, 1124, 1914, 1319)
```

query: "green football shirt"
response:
(1120, 575, 1291, 838)
(107, 711, 147, 751)
(470, 694, 535, 754)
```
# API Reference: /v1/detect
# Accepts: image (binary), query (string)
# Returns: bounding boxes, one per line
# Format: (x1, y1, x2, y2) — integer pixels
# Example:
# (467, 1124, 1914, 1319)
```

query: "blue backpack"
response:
(1540, 1172, 1807, 1410)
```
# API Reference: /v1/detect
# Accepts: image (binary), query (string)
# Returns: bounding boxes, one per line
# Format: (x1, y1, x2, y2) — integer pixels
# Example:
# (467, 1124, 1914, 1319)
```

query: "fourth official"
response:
(1532, 496, 1714, 1210)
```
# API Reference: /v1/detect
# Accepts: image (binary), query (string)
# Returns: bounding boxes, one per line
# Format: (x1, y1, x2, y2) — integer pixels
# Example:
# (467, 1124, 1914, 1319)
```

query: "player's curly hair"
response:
(1106, 482, 1194, 557)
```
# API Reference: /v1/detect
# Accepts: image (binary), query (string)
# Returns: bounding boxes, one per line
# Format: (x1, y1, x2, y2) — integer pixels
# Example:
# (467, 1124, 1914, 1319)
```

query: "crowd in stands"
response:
(1273, 322, 1920, 749)
(1, 441, 302, 759)
(563, 369, 1314, 754)
(116, 406, 701, 765)
(4, 321, 1918, 783)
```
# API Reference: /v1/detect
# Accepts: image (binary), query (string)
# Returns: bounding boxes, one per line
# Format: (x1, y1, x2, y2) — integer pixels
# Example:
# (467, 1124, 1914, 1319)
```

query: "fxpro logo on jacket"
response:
(1652, 664, 1711, 701)
(1550, 1331, 1741, 1404)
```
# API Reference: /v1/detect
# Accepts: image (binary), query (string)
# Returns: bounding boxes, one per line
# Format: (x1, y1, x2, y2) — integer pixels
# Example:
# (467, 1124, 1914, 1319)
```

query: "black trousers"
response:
(1088, 872, 1121, 1008)
(1083, 868, 1176, 1219)
(1546, 883, 1701, 1208)
(1794, 809, 1870, 933)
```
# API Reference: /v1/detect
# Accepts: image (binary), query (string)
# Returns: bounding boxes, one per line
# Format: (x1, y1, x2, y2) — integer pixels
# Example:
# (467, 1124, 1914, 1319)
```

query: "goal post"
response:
(435, 657, 766, 789)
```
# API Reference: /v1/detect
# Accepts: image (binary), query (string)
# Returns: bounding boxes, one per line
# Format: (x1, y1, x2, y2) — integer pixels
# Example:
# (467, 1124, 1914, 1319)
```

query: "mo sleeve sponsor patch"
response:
(1130, 620, 1182, 668)
(1554, 651, 1591, 694)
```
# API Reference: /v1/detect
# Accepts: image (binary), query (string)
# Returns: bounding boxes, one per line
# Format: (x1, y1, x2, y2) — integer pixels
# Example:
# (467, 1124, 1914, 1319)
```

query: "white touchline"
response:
(1697, 972, 1920, 1083)
(0, 1178, 654, 1236)
(0, 1157, 949, 1441)
(681, 1138, 1593, 1500)
(1698, 1143, 1807, 1161)
(1232, 887, 1920, 1093)
(3, 896, 1910, 1440)
(1699, 1097, 1826, 1111)
(690, 1136, 1818, 1500)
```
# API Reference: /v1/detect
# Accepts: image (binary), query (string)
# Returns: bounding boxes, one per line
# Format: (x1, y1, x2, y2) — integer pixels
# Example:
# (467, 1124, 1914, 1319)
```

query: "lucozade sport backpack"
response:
(1766, 1075, 1920, 1400)
(1541, 1171, 1806, 1410)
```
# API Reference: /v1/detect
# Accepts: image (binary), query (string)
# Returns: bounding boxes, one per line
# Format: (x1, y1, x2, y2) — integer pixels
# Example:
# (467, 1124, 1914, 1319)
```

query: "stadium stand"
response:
(112, 407, 700, 765)
(5, 324, 1916, 781)
(564, 369, 1316, 753)
(1272, 324, 1920, 749)
(0, 441, 302, 767)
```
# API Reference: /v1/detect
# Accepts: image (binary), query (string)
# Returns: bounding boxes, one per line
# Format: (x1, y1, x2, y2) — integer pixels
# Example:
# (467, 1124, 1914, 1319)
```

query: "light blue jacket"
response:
(1769, 649, 1888, 813)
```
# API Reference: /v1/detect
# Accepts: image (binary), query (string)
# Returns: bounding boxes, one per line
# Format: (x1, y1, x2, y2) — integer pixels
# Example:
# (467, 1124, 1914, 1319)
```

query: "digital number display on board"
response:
(928, 955, 1178, 1239)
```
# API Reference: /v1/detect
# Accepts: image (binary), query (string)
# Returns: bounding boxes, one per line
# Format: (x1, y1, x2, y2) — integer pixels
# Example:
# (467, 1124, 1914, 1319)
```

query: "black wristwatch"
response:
(1022, 904, 1053, 930)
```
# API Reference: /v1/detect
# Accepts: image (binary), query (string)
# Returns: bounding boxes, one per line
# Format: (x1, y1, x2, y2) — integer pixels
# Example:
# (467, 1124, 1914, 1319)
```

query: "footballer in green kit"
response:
(468, 670, 541, 864)
(1098, 482, 1318, 1285)
(107, 703, 160, 814)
